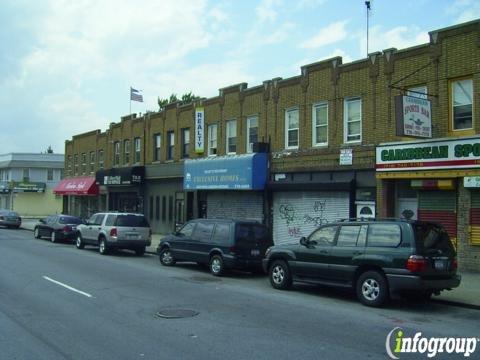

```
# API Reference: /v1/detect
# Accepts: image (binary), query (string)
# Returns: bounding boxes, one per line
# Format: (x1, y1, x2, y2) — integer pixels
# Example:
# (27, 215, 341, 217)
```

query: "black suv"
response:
(157, 219, 272, 276)
(263, 219, 461, 307)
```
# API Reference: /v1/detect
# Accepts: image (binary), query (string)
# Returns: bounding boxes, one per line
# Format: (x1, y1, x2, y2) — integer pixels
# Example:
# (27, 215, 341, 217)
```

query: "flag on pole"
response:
(130, 87, 143, 102)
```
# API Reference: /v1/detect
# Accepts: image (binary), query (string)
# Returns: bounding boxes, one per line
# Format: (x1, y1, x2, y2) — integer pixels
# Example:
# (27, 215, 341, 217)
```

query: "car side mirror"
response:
(299, 237, 308, 246)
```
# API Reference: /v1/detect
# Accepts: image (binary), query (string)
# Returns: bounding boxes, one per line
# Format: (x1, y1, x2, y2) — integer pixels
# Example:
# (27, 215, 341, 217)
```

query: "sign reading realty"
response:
(377, 137, 480, 171)
(195, 107, 204, 154)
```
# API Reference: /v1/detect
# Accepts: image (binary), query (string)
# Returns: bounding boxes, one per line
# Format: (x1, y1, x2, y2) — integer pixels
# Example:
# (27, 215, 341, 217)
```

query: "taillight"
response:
(63, 225, 72, 232)
(110, 228, 117, 237)
(406, 255, 428, 272)
(451, 258, 458, 271)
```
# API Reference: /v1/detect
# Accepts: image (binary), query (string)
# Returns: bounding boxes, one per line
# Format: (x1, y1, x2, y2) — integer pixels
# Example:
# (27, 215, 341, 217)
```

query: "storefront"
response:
(184, 153, 268, 223)
(8, 181, 61, 216)
(376, 136, 480, 271)
(95, 166, 145, 213)
(0, 181, 10, 209)
(53, 176, 101, 218)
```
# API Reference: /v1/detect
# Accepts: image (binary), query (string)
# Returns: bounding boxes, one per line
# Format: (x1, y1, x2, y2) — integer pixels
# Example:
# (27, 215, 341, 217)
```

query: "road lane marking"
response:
(42, 276, 93, 298)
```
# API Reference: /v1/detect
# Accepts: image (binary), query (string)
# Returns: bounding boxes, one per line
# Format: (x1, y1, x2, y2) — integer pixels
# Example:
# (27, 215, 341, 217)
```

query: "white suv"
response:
(76, 212, 151, 256)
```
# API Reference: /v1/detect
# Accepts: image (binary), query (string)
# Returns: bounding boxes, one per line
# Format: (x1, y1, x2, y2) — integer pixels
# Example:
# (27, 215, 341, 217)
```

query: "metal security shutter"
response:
(418, 190, 457, 246)
(470, 192, 480, 246)
(273, 191, 350, 245)
(207, 191, 264, 222)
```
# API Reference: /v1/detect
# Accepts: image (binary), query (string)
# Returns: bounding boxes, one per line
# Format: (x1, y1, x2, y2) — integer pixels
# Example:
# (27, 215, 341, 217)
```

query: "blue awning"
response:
(184, 153, 267, 190)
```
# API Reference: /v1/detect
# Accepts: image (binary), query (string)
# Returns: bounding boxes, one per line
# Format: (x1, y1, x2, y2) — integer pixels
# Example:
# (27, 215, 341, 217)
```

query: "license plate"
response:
(250, 249, 260, 256)
(127, 234, 138, 240)
(434, 260, 446, 270)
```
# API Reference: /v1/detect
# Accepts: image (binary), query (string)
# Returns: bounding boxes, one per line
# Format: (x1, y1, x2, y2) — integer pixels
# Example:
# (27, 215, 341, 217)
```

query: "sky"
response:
(0, 0, 478, 154)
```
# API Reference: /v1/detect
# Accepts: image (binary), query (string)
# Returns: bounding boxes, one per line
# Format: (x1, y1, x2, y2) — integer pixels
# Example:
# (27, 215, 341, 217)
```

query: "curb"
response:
(431, 298, 480, 311)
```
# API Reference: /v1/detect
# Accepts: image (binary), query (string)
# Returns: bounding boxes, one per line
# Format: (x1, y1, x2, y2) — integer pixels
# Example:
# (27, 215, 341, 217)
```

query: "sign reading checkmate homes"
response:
(376, 137, 480, 171)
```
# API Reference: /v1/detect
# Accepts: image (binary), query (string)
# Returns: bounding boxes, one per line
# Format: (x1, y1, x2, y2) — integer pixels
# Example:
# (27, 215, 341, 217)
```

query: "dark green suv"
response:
(262, 219, 461, 307)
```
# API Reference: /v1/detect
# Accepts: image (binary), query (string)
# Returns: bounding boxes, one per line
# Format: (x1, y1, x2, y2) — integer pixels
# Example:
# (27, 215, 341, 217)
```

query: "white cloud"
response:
(256, 0, 283, 23)
(299, 20, 349, 49)
(451, 0, 480, 23)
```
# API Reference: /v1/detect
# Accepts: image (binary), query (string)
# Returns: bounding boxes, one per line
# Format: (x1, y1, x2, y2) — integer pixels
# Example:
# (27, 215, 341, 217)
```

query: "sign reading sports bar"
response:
(376, 137, 480, 171)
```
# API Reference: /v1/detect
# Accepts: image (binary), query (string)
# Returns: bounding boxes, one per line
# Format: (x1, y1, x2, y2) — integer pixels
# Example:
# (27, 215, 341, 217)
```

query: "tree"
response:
(158, 92, 201, 111)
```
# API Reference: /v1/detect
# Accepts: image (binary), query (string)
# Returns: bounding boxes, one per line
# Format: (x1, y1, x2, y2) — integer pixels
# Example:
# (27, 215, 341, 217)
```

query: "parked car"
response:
(157, 218, 273, 276)
(75, 212, 151, 256)
(263, 218, 461, 307)
(0, 209, 21, 229)
(34, 215, 84, 243)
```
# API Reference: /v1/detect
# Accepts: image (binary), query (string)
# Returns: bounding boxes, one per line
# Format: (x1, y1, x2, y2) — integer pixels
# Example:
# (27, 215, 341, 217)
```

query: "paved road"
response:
(1, 227, 479, 360)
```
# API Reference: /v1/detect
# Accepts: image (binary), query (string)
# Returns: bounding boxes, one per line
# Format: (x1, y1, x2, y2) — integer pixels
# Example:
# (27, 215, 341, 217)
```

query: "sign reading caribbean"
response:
(376, 137, 480, 171)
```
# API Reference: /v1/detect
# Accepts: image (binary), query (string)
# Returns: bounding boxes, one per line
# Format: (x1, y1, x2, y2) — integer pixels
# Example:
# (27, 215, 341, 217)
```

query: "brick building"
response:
(61, 19, 480, 270)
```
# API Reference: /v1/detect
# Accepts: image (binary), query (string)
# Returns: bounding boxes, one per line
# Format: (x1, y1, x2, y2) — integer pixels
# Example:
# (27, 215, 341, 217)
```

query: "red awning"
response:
(53, 176, 99, 195)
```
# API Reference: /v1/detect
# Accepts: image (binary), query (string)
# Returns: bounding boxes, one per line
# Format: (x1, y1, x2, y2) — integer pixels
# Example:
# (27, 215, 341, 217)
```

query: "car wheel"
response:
(135, 247, 146, 256)
(159, 248, 176, 266)
(99, 238, 109, 255)
(269, 260, 292, 290)
(51, 231, 57, 243)
(75, 234, 85, 249)
(209, 254, 225, 276)
(356, 271, 389, 307)
(34, 227, 41, 239)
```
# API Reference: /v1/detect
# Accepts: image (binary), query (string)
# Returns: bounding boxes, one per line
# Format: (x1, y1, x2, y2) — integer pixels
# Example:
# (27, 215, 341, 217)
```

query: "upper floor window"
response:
(134, 137, 141, 163)
(182, 128, 190, 158)
(23, 168, 29, 182)
(285, 108, 299, 149)
(47, 169, 54, 181)
(67, 155, 72, 176)
(89, 151, 95, 174)
(167, 131, 175, 160)
(312, 102, 328, 146)
(98, 150, 104, 169)
(246, 116, 258, 153)
(114, 141, 120, 166)
(74, 154, 79, 175)
(208, 124, 217, 156)
(81, 153, 87, 174)
(226, 119, 237, 154)
(124, 139, 130, 165)
(344, 97, 362, 143)
(153, 133, 161, 161)
(451, 79, 473, 131)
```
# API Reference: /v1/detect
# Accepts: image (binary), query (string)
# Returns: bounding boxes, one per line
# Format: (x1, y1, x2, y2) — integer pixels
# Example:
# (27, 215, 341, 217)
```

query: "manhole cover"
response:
(156, 309, 199, 319)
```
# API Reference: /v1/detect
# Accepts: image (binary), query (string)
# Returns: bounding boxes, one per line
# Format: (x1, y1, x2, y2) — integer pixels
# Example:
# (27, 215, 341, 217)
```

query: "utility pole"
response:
(365, 1, 371, 56)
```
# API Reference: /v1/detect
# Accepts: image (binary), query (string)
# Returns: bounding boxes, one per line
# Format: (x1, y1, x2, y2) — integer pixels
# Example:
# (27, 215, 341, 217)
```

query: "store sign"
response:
(377, 137, 480, 171)
(395, 95, 432, 138)
(464, 176, 480, 188)
(195, 107, 204, 154)
(184, 153, 267, 190)
(11, 181, 46, 193)
(339, 148, 353, 165)
(96, 166, 144, 186)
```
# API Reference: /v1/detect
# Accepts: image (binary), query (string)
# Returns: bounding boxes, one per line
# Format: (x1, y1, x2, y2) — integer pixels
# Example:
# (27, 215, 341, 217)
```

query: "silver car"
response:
(0, 210, 21, 229)
(75, 212, 151, 256)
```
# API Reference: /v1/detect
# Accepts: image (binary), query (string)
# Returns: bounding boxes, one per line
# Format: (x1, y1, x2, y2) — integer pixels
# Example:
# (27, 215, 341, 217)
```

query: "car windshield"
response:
(414, 223, 455, 256)
(115, 215, 149, 227)
(59, 216, 83, 224)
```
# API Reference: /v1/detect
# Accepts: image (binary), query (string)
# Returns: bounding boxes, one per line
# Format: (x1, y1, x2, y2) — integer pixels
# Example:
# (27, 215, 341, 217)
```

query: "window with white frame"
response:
(407, 85, 427, 99)
(81, 153, 87, 174)
(344, 98, 362, 143)
(208, 124, 217, 156)
(89, 151, 95, 173)
(124, 139, 130, 164)
(67, 155, 72, 176)
(451, 79, 473, 131)
(182, 128, 190, 158)
(312, 102, 328, 146)
(153, 133, 161, 161)
(114, 142, 120, 165)
(47, 169, 54, 181)
(226, 120, 237, 154)
(167, 131, 175, 160)
(98, 150, 104, 169)
(74, 154, 79, 175)
(134, 137, 141, 163)
(246, 116, 258, 153)
(285, 108, 299, 149)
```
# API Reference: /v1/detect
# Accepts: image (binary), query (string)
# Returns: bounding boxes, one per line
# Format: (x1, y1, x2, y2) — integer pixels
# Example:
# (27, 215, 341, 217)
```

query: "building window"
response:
(23, 168, 29, 182)
(153, 133, 161, 161)
(74, 155, 79, 175)
(167, 131, 175, 160)
(246, 116, 258, 153)
(98, 150, 104, 169)
(285, 108, 299, 149)
(155, 196, 160, 221)
(124, 139, 130, 165)
(208, 124, 217, 156)
(162, 196, 166, 221)
(344, 97, 362, 143)
(149, 196, 154, 221)
(81, 153, 87, 174)
(89, 151, 95, 174)
(47, 169, 54, 181)
(134, 137, 141, 163)
(313, 102, 328, 146)
(114, 142, 120, 166)
(67, 155, 72, 176)
(451, 79, 473, 131)
(226, 120, 237, 154)
(182, 128, 190, 158)
(168, 195, 173, 222)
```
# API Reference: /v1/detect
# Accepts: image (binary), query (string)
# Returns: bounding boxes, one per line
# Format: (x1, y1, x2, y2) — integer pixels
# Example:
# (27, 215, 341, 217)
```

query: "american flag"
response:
(130, 87, 143, 102)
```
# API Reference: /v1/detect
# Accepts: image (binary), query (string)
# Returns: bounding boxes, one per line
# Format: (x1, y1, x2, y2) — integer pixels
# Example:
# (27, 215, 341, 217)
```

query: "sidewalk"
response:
(19, 219, 480, 309)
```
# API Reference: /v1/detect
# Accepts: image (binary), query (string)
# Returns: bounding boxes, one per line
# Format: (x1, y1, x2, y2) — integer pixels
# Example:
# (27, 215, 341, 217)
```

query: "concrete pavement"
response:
(18, 218, 480, 309)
